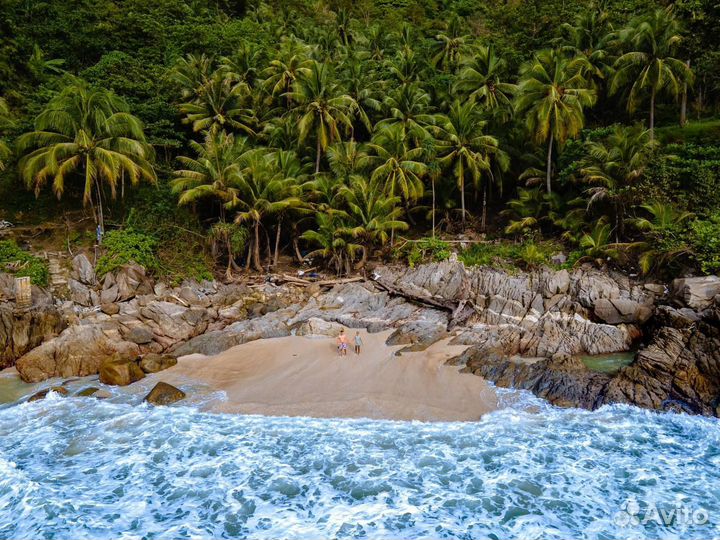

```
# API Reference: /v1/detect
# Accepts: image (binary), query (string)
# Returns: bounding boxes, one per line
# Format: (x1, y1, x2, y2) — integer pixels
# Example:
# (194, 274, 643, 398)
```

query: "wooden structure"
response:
(14, 276, 32, 307)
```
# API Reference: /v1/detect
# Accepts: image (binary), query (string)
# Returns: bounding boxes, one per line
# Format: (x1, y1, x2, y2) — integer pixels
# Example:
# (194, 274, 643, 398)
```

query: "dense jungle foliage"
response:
(0, 0, 719, 279)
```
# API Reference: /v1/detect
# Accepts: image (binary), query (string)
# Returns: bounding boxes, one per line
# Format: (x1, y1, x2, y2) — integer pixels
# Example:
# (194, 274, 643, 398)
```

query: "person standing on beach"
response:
(354, 331, 363, 355)
(337, 329, 349, 357)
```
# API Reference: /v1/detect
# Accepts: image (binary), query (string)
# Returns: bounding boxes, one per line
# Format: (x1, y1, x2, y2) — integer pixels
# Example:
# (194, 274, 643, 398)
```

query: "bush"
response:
(402, 237, 452, 267)
(0, 240, 49, 286)
(690, 214, 720, 274)
(95, 229, 159, 276)
(459, 240, 562, 269)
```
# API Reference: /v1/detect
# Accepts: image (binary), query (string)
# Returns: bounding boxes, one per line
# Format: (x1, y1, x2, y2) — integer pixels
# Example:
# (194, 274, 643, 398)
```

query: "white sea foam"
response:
(0, 393, 719, 539)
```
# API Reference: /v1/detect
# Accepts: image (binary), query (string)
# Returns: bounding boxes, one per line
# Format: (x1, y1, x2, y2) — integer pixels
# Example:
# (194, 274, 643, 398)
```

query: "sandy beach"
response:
(156, 329, 498, 422)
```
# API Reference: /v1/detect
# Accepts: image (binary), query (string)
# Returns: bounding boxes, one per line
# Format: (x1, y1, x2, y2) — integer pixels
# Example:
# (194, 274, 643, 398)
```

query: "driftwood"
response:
(270, 274, 365, 288)
(371, 274, 476, 329)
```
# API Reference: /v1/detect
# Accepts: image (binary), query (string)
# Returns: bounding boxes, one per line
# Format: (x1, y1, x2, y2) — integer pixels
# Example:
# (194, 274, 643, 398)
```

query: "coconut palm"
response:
(339, 56, 382, 137)
(377, 83, 435, 142)
(578, 124, 657, 240)
(455, 44, 517, 116)
(233, 150, 304, 271)
(611, 8, 693, 139)
(386, 49, 425, 86)
(220, 40, 265, 87)
(179, 74, 256, 136)
(301, 212, 361, 276)
(515, 48, 597, 194)
(432, 15, 470, 72)
(261, 38, 312, 110)
(171, 129, 250, 222)
(434, 100, 500, 228)
(559, 9, 614, 85)
(17, 82, 156, 234)
(286, 61, 354, 173)
(339, 175, 408, 266)
(168, 53, 214, 101)
(629, 201, 694, 273)
(366, 124, 426, 208)
(326, 141, 368, 182)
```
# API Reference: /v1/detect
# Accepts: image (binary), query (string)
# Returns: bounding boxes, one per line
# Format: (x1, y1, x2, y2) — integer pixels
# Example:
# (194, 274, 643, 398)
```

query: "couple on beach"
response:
(337, 328, 362, 356)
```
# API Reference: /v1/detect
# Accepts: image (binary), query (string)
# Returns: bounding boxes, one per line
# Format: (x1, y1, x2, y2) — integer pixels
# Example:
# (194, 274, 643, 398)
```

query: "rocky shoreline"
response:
(2, 254, 719, 416)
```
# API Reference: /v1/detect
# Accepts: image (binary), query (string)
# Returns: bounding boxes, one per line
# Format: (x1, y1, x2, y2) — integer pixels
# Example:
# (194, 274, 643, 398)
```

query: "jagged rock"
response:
(139, 301, 207, 341)
(178, 285, 211, 308)
(0, 303, 66, 369)
(71, 253, 96, 285)
(144, 382, 185, 405)
(671, 276, 720, 311)
(139, 353, 177, 373)
(124, 325, 154, 344)
(114, 264, 154, 302)
(76, 387, 101, 397)
(28, 386, 69, 401)
(594, 298, 653, 324)
(68, 278, 94, 307)
(99, 355, 145, 386)
(16, 325, 140, 382)
(100, 303, 120, 315)
(543, 269, 570, 297)
(100, 284, 119, 304)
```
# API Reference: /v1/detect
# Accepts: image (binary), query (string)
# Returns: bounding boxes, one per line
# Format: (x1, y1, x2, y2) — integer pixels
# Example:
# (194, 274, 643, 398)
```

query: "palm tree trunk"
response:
(482, 181, 487, 231)
(431, 177, 436, 239)
(460, 179, 466, 228)
(649, 87, 656, 140)
(245, 239, 253, 271)
(315, 137, 322, 174)
(546, 133, 554, 195)
(680, 60, 690, 127)
(273, 220, 282, 268)
(253, 220, 262, 271)
(94, 177, 105, 243)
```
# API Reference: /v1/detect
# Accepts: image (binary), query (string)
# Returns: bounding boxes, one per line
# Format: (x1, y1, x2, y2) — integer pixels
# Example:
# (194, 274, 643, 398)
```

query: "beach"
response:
(154, 329, 498, 422)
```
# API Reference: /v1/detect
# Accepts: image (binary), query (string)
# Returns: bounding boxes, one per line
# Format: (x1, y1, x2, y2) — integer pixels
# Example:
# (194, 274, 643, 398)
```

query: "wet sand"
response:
(157, 330, 498, 422)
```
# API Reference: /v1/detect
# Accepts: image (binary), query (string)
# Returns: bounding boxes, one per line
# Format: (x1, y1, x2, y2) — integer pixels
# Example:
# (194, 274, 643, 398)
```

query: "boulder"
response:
(144, 382, 186, 405)
(68, 278, 95, 307)
(115, 264, 154, 301)
(100, 303, 120, 316)
(99, 355, 145, 386)
(295, 317, 345, 337)
(139, 353, 177, 374)
(594, 298, 653, 324)
(71, 253, 96, 286)
(671, 276, 720, 311)
(100, 284, 119, 304)
(28, 386, 69, 401)
(75, 387, 101, 397)
(0, 303, 66, 369)
(124, 325, 154, 345)
(15, 325, 140, 382)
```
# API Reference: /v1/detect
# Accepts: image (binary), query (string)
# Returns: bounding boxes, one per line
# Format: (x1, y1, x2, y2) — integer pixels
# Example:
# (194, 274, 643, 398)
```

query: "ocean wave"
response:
(0, 396, 719, 539)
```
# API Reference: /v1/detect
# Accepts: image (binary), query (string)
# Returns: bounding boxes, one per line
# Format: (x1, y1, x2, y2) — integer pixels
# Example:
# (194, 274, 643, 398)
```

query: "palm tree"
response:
(366, 124, 426, 209)
(559, 9, 614, 86)
(301, 212, 361, 276)
(326, 141, 368, 182)
(234, 150, 303, 271)
(377, 83, 435, 142)
(629, 201, 694, 273)
(261, 38, 312, 110)
(220, 40, 265, 87)
(339, 56, 382, 138)
(0, 98, 12, 170)
(578, 125, 657, 240)
(179, 74, 256, 136)
(339, 175, 408, 267)
(17, 82, 156, 234)
(434, 100, 500, 228)
(432, 15, 469, 72)
(286, 61, 354, 173)
(611, 8, 693, 139)
(171, 129, 250, 222)
(168, 53, 214, 101)
(516, 49, 597, 194)
(455, 44, 517, 118)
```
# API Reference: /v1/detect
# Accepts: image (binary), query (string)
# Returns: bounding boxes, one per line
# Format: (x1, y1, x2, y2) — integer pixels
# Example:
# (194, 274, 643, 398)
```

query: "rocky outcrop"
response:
(671, 276, 720, 311)
(144, 382, 186, 405)
(16, 325, 140, 382)
(99, 355, 145, 386)
(0, 303, 66, 369)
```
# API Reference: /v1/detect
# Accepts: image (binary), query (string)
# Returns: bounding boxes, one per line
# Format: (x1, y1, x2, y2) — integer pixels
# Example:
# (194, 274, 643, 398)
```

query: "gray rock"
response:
(594, 298, 653, 324)
(68, 278, 94, 307)
(671, 276, 720, 311)
(71, 253, 96, 285)
(124, 326, 154, 345)
(295, 317, 345, 337)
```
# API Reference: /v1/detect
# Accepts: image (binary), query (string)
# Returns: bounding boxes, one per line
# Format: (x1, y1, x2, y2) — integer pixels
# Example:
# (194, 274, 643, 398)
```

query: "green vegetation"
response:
(0, 0, 719, 278)
(0, 241, 49, 286)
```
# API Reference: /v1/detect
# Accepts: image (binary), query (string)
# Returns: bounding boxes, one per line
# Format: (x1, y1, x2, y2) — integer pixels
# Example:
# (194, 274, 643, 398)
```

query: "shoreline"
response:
(150, 330, 499, 422)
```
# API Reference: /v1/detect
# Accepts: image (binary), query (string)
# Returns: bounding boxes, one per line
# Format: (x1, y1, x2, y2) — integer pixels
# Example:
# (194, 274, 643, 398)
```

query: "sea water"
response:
(0, 385, 719, 539)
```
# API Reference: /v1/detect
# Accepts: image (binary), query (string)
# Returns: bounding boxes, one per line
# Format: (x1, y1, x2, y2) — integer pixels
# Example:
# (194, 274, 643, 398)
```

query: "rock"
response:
(100, 284, 119, 304)
(178, 285, 211, 308)
(124, 325, 154, 345)
(27, 386, 69, 401)
(671, 276, 720, 310)
(75, 387, 103, 397)
(0, 303, 66, 369)
(100, 303, 120, 315)
(550, 252, 567, 266)
(295, 317, 345, 337)
(644, 283, 666, 295)
(16, 325, 140, 383)
(68, 278, 94, 307)
(71, 253, 96, 285)
(594, 298, 653, 324)
(139, 353, 177, 373)
(99, 355, 145, 386)
(115, 264, 154, 301)
(144, 382, 186, 405)
(543, 269, 570, 297)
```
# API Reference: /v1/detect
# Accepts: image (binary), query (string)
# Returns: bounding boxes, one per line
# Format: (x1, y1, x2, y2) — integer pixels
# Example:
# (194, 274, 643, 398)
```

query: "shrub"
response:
(95, 229, 159, 277)
(690, 214, 720, 274)
(460, 240, 561, 269)
(0, 240, 49, 286)
(400, 237, 452, 267)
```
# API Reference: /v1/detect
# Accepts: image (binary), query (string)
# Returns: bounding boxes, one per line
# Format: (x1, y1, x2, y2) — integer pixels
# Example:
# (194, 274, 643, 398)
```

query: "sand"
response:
(156, 329, 498, 422)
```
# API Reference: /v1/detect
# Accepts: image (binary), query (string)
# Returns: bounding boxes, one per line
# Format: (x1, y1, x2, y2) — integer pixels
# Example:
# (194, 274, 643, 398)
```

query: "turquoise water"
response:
(0, 386, 719, 539)
(581, 352, 636, 374)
